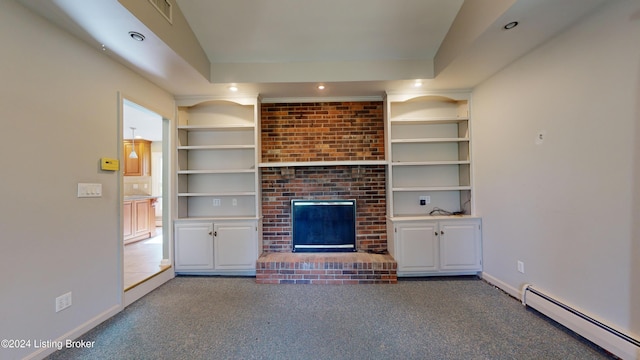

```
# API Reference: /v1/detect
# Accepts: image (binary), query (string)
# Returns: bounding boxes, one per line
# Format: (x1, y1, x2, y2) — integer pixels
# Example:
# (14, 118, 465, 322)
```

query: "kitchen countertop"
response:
(124, 195, 160, 201)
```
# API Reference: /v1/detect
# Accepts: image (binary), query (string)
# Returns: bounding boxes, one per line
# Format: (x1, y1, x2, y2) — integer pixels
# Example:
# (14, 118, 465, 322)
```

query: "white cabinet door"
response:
(392, 218, 482, 276)
(396, 222, 439, 272)
(214, 221, 257, 270)
(439, 221, 481, 271)
(174, 222, 214, 270)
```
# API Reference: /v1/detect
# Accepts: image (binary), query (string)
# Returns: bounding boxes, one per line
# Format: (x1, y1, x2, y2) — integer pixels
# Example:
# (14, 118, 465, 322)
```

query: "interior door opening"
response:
(122, 99, 169, 291)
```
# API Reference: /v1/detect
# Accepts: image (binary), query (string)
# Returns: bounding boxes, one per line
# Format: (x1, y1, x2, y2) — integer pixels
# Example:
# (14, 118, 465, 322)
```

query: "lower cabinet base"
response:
(397, 271, 481, 277)
(174, 270, 256, 276)
(124, 232, 153, 245)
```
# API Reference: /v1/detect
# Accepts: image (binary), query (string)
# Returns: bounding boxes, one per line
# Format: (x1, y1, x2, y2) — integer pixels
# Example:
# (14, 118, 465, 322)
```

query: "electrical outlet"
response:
(55, 292, 72, 312)
(232, 198, 237, 206)
(517, 261, 525, 274)
(212, 198, 221, 207)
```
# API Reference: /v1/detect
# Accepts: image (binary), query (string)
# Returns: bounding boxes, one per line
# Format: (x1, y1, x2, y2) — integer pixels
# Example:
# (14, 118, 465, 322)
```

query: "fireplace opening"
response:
(291, 199, 357, 252)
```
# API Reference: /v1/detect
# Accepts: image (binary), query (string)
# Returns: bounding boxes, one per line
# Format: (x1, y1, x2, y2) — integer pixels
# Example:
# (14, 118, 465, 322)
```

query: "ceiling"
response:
(180, 0, 463, 64)
(19, 0, 608, 103)
(123, 99, 163, 142)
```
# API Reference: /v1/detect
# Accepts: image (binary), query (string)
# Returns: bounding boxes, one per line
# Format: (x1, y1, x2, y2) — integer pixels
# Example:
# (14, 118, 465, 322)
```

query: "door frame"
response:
(118, 93, 175, 307)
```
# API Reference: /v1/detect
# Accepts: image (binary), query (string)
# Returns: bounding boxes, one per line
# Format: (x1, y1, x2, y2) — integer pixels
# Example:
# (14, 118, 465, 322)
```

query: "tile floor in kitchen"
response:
(124, 231, 170, 290)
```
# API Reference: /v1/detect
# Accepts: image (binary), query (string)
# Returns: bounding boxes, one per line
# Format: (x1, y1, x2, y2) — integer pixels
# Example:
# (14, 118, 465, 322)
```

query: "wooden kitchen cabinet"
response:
(123, 200, 133, 239)
(123, 198, 156, 244)
(133, 199, 150, 236)
(123, 139, 151, 176)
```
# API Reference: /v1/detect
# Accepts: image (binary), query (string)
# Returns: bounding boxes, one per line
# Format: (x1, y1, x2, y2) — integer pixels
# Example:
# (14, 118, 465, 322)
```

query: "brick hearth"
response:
(256, 252, 397, 284)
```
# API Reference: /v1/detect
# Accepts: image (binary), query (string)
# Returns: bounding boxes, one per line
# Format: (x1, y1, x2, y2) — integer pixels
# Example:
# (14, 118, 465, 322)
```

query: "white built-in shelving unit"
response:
(176, 98, 260, 220)
(173, 97, 260, 275)
(387, 93, 472, 218)
(385, 92, 482, 276)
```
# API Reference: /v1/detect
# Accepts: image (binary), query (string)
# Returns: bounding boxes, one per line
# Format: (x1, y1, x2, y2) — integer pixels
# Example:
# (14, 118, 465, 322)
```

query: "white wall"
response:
(474, 0, 639, 339)
(0, 1, 174, 359)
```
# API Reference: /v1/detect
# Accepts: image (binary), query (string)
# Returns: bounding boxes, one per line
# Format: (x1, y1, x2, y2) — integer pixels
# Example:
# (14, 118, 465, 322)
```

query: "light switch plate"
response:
(78, 183, 102, 198)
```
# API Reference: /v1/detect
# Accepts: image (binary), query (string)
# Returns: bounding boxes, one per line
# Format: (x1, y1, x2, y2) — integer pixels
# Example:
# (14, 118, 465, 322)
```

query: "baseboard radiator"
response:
(521, 284, 639, 360)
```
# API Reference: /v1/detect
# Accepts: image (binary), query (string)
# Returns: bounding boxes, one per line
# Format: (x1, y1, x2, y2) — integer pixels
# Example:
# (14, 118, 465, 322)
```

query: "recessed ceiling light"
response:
(503, 21, 519, 30)
(317, 85, 325, 90)
(414, 80, 423, 88)
(129, 31, 145, 41)
(228, 85, 238, 92)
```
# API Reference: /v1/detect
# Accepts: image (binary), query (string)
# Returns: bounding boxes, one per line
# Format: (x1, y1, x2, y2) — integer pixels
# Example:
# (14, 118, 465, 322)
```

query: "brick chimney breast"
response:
(260, 101, 386, 253)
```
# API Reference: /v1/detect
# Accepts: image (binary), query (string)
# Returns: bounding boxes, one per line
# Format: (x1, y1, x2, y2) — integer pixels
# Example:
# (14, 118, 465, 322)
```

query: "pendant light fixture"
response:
(129, 127, 138, 159)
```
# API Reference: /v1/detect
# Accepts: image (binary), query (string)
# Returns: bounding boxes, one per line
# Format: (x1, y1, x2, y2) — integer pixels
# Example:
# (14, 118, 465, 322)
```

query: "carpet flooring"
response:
(46, 276, 615, 360)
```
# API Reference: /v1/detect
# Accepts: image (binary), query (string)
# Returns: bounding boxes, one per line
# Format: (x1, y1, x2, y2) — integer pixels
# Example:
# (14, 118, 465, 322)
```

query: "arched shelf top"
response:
(386, 91, 470, 103)
(175, 95, 259, 107)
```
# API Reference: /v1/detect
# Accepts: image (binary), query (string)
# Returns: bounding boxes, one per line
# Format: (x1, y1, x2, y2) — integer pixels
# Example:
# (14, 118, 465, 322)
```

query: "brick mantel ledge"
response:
(258, 160, 387, 167)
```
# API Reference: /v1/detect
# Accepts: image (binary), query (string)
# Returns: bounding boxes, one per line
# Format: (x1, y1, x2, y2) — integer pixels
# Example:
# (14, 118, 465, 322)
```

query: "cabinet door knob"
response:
(441, 230, 445, 235)
(435, 232, 438, 236)
(209, 231, 213, 236)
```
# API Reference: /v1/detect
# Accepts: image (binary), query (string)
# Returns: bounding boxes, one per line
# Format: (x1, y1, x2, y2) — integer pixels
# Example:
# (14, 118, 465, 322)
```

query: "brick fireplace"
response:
(261, 165, 387, 253)
(256, 101, 397, 284)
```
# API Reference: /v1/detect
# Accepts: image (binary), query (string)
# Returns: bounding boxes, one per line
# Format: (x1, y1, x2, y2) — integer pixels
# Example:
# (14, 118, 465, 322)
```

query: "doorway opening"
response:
(122, 99, 170, 290)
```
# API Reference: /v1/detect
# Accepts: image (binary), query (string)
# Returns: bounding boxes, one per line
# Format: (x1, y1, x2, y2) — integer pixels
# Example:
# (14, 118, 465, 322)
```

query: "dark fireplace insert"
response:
(291, 199, 357, 252)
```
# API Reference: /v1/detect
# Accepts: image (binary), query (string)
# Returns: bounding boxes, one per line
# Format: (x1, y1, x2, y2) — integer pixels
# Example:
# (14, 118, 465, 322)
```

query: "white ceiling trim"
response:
(261, 96, 384, 104)
(211, 59, 434, 84)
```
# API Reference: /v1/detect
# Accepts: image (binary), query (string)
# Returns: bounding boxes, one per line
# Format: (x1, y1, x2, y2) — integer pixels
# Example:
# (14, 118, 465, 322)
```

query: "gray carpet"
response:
(46, 276, 614, 359)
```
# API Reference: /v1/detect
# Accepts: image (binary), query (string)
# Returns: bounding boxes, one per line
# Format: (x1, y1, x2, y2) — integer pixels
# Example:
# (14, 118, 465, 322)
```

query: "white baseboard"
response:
(24, 269, 175, 359)
(480, 272, 521, 299)
(23, 304, 122, 360)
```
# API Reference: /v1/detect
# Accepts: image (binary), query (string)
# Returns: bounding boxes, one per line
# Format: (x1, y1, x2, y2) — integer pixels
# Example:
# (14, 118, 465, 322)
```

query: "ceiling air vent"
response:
(149, 0, 172, 24)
